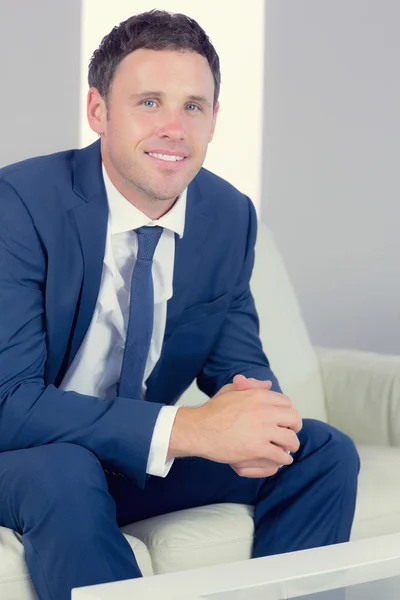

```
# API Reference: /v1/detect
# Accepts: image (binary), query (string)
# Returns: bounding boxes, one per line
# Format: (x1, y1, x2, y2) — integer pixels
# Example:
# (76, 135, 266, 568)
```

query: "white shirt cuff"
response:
(146, 405, 180, 477)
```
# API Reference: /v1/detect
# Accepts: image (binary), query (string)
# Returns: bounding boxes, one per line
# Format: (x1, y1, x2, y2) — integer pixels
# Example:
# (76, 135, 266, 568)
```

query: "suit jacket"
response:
(0, 140, 280, 487)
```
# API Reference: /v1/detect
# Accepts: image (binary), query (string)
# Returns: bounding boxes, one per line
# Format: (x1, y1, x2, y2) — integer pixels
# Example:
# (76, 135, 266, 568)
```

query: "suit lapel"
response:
(67, 141, 108, 367)
(166, 176, 211, 329)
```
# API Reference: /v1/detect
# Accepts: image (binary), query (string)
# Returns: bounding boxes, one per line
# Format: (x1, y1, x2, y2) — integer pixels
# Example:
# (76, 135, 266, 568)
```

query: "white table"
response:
(72, 532, 400, 599)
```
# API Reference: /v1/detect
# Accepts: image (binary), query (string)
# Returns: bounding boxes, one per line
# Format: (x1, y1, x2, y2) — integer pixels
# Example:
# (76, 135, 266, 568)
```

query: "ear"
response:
(209, 101, 220, 143)
(87, 88, 107, 135)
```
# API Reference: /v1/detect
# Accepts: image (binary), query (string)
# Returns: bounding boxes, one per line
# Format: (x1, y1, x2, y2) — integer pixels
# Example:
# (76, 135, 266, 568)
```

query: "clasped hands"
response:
(212, 374, 303, 478)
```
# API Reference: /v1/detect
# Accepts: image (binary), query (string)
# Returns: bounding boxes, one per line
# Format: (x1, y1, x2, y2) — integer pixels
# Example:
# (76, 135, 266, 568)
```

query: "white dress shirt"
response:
(60, 165, 186, 477)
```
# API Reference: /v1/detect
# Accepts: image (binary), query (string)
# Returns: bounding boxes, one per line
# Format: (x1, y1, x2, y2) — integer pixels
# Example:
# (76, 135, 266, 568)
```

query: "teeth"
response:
(148, 152, 185, 162)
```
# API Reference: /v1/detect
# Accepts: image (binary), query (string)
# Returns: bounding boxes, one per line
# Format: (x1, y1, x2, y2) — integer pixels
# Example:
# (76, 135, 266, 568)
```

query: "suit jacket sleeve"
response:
(196, 196, 282, 396)
(0, 180, 161, 488)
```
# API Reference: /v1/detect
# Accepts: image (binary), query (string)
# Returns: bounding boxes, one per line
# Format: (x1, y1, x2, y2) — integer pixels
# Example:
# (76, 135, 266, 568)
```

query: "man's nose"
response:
(157, 109, 186, 140)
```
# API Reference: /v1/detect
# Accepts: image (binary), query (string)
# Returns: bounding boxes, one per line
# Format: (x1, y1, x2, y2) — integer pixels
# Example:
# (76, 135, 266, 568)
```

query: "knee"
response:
(21, 443, 106, 504)
(300, 419, 360, 475)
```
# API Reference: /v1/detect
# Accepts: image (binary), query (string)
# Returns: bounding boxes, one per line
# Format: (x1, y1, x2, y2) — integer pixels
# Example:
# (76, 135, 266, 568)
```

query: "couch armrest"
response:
(316, 347, 400, 447)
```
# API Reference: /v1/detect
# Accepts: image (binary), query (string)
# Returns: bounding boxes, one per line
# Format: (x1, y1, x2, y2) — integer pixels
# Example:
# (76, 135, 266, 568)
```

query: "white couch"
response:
(1, 223, 400, 599)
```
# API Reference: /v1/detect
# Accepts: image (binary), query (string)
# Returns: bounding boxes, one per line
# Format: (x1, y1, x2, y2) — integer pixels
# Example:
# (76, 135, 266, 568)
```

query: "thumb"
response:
(233, 375, 273, 391)
(232, 374, 250, 391)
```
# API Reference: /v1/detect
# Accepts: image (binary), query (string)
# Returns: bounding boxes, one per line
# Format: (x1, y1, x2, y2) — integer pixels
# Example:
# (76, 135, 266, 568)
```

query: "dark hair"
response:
(88, 9, 221, 108)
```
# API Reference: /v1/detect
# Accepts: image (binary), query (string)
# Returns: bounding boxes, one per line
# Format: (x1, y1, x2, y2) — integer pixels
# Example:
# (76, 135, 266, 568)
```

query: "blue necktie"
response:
(118, 226, 163, 399)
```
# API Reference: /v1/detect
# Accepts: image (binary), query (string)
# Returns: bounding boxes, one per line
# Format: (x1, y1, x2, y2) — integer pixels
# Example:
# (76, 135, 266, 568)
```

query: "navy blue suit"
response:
(0, 141, 359, 600)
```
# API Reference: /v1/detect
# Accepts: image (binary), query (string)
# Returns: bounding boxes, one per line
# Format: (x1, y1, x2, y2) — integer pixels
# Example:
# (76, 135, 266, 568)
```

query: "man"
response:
(0, 9, 359, 600)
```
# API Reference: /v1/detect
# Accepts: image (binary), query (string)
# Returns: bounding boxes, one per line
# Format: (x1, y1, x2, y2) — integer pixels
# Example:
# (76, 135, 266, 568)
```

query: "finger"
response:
(233, 375, 272, 391)
(232, 374, 249, 390)
(257, 390, 293, 408)
(232, 466, 280, 478)
(272, 407, 303, 433)
(270, 427, 300, 453)
(231, 444, 294, 475)
(260, 442, 294, 466)
(214, 378, 273, 398)
(247, 378, 273, 390)
(232, 458, 278, 469)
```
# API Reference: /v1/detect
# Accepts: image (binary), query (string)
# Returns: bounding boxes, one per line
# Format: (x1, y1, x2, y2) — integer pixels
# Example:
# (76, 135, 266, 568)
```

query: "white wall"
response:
(263, 0, 400, 354)
(80, 0, 265, 211)
(0, 0, 81, 166)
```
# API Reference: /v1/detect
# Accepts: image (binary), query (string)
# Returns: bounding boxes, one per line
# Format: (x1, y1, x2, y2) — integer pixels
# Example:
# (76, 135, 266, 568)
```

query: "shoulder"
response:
(193, 167, 256, 232)
(0, 147, 76, 191)
(0, 147, 82, 229)
(0, 147, 84, 245)
(195, 167, 249, 204)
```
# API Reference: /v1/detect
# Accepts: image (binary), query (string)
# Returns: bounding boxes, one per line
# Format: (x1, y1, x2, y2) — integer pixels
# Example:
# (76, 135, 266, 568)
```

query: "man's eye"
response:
(186, 104, 200, 112)
(142, 100, 157, 108)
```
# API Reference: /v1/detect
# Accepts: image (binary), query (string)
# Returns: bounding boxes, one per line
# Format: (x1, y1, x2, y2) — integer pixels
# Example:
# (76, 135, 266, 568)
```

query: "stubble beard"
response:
(125, 155, 201, 204)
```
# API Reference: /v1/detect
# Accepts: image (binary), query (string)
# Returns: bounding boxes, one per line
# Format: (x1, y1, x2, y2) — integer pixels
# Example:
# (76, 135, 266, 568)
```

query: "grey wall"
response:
(0, 0, 82, 167)
(262, 0, 400, 354)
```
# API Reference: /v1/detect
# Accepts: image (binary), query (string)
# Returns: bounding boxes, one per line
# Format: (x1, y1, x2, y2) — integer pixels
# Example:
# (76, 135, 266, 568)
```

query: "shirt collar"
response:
(102, 164, 186, 238)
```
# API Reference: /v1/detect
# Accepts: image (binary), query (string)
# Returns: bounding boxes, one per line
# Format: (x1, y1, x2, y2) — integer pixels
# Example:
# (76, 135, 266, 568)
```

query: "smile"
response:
(145, 152, 188, 169)
(147, 152, 185, 162)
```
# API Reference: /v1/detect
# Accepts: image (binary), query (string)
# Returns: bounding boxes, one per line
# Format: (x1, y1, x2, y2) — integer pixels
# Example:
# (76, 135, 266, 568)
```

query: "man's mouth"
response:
(145, 152, 187, 163)
(144, 151, 189, 169)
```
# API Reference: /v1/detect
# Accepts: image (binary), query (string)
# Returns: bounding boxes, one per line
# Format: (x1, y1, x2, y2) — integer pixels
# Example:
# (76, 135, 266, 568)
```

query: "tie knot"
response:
(135, 225, 163, 262)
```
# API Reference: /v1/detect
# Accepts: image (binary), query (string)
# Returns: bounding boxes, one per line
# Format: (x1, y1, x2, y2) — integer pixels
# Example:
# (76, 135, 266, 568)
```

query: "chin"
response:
(152, 181, 187, 202)
(154, 189, 183, 202)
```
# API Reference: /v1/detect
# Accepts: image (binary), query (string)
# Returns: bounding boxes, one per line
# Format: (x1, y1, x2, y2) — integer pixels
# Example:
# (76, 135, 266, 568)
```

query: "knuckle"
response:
(293, 435, 301, 452)
(281, 394, 293, 406)
(293, 416, 303, 433)
(291, 408, 302, 427)
(289, 431, 300, 452)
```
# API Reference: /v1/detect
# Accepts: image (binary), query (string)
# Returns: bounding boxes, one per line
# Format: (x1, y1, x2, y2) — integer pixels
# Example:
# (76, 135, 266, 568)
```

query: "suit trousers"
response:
(0, 419, 360, 600)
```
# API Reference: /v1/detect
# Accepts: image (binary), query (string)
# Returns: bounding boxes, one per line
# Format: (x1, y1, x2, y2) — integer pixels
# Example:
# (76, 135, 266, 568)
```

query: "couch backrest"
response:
(178, 222, 327, 421)
(251, 222, 327, 420)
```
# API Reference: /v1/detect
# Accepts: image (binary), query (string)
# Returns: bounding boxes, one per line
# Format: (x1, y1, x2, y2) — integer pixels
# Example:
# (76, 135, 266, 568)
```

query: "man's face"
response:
(88, 48, 219, 205)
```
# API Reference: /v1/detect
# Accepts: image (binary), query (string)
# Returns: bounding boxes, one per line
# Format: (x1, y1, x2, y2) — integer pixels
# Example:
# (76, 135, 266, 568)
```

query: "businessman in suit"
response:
(0, 10, 359, 600)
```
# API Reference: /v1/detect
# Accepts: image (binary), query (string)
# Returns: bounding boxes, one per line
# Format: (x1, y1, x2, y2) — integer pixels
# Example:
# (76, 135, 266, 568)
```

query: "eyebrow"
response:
(128, 91, 212, 108)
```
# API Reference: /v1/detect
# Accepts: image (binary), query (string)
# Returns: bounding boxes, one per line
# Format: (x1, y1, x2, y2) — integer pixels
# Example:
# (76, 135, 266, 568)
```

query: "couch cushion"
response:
(0, 526, 153, 600)
(122, 503, 255, 575)
(351, 444, 400, 540)
(0, 528, 37, 600)
(178, 223, 327, 421)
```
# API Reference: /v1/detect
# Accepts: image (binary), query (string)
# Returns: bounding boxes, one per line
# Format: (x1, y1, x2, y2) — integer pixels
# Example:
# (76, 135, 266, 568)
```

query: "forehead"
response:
(112, 48, 215, 99)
